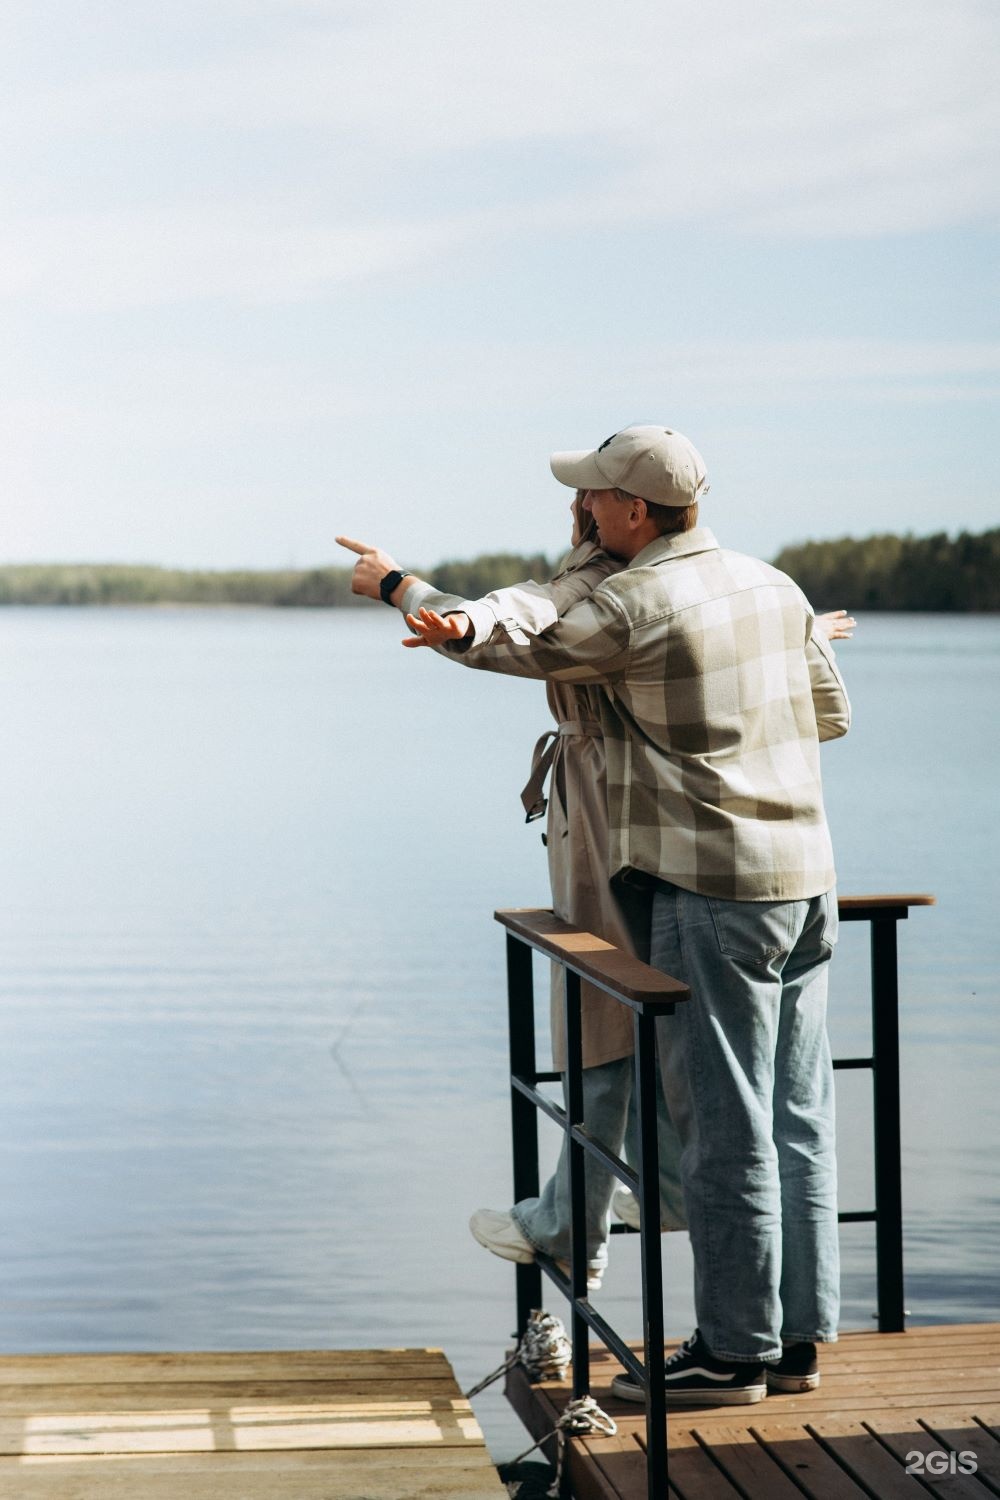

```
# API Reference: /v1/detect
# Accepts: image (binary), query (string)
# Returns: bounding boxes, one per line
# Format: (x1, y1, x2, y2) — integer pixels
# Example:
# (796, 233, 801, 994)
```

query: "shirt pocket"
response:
(706, 896, 799, 968)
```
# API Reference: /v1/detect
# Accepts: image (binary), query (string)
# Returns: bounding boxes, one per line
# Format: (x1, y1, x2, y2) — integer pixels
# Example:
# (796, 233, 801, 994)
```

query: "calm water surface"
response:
(0, 608, 996, 1458)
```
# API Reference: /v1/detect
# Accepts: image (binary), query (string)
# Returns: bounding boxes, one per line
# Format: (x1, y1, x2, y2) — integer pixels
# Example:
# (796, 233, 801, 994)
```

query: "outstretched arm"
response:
(336, 534, 619, 656)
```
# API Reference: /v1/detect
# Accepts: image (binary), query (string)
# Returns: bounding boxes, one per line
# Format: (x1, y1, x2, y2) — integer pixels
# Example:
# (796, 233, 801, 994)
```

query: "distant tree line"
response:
(0, 529, 995, 609)
(0, 564, 371, 607)
(773, 529, 1000, 612)
(0, 554, 557, 608)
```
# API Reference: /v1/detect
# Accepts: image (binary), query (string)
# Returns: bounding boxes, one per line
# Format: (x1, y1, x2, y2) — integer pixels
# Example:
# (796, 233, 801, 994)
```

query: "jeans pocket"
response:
(706, 896, 797, 967)
(819, 889, 839, 952)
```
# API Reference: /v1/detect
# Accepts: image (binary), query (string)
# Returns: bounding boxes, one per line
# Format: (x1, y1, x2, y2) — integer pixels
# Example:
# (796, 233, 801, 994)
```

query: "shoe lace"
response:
(664, 1330, 699, 1369)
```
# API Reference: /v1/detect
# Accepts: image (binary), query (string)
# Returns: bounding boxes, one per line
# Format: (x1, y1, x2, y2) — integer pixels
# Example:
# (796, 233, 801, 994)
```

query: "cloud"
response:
(0, 0, 996, 310)
(4, 339, 997, 456)
(0, 200, 488, 310)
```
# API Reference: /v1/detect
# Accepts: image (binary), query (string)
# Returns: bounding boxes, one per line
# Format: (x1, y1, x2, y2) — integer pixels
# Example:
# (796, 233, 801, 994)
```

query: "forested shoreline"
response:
(772, 529, 999, 612)
(0, 530, 996, 610)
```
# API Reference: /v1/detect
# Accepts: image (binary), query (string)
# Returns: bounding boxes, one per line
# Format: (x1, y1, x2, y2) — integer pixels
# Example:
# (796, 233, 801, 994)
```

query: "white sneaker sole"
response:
(665, 1384, 766, 1406)
(766, 1370, 820, 1393)
(610, 1373, 766, 1405)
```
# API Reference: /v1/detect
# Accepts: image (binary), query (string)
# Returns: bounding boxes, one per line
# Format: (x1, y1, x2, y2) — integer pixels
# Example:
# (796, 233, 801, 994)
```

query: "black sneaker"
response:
(610, 1329, 766, 1407)
(765, 1340, 820, 1393)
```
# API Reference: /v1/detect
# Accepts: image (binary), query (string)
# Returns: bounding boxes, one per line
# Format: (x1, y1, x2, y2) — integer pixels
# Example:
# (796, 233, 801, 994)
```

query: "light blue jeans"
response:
(651, 881, 841, 1362)
(512, 1057, 688, 1273)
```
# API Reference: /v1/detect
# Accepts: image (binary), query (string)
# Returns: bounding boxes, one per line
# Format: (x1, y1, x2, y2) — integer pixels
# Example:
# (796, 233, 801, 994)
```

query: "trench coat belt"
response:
(520, 719, 603, 822)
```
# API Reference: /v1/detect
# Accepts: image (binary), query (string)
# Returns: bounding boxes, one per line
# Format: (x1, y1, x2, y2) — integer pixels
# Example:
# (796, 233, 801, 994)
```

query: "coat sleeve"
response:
(398, 548, 620, 648)
(806, 620, 852, 741)
(444, 582, 633, 684)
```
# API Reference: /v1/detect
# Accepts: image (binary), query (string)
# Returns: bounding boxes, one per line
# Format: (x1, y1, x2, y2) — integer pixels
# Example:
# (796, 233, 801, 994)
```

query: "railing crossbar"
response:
(512, 1076, 638, 1187)
(535, 1256, 647, 1381)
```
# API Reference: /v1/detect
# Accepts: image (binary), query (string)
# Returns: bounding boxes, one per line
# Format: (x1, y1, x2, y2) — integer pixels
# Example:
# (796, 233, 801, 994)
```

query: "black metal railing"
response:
(496, 892, 934, 1500)
(832, 894, 934, 1330)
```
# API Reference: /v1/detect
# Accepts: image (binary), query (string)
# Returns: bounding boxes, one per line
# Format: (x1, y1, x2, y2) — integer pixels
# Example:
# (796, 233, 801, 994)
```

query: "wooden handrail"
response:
(496, 896, 935, 1009)
(838, 895, 936, 911)
(494, 908, 689, 1009)
(497, 894, 935, 1014)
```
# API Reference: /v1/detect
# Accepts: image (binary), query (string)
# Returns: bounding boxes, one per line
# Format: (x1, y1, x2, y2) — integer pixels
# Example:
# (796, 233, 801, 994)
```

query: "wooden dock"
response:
(0, 1348, 506, 1499)
(507, 1322, 1000, 1498)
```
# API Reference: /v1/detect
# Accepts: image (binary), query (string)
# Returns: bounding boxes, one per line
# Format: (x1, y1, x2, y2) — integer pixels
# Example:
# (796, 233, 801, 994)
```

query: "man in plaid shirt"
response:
(404, 425, 850, 1404)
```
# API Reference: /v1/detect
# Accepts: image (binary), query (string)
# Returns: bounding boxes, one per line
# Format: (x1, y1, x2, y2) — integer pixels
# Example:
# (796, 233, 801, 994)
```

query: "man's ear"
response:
(628, 496, 649, 528)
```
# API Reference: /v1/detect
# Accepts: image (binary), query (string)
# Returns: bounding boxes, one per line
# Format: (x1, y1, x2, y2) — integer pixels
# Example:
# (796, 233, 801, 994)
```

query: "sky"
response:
(1, 0, 997, 570)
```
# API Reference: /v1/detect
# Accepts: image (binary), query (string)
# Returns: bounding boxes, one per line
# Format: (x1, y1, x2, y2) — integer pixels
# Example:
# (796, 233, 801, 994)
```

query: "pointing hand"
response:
(335, 535, 401, 600)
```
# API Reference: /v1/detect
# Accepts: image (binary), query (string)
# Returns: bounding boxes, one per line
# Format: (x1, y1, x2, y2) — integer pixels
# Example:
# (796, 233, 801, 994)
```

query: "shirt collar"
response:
(627, 526, 719, 570)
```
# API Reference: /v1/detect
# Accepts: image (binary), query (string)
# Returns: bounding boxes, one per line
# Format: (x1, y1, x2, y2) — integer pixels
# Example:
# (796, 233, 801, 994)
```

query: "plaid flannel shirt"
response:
(408, 527, 850, 901)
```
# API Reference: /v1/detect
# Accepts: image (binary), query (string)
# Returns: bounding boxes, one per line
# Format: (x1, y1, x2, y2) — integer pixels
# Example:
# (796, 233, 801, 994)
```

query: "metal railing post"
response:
(870, 916, 905, 1332)
(633, 1008, 667, 1500)
(564, 969, 590, 1399)
(507, 932, 541, 1335)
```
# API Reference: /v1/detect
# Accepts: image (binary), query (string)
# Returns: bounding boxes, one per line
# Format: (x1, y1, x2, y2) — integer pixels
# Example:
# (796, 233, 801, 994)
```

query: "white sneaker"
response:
(611, 1187, 641, 1229)
(469, 1209, 604, 1290)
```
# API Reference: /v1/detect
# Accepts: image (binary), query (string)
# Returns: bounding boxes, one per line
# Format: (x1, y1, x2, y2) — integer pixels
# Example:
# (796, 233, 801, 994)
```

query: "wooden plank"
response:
(688, 1424, 818, 1499)
(0, 1404, 485, 1456)
(0, 1379, 466, 1412)
(749, 1420, 870, 1500)
(801, 1348, 1000, 1372)
(766, 1371, 1000, 1398)
(921, 1413, 1000, 1489)
(797, 1330, 1000, 1346)
(562, 1429, 625, 1500)
(0, 1351, 452, 1386)
(0, 1447, 505, 1499)
(976, 1413, 1000, 1442)
(579, 1431, 650, 1500)
(863, 1415, 992, 1498)
(670, 1396, 1000, 1427)
(822, 1333, 1000, 1352)
(494, 908, 689, 1007)
(807, 1418, 939, 1497)
(543, 1387, 1000, 1430)
(655, 1427, 744, 1498)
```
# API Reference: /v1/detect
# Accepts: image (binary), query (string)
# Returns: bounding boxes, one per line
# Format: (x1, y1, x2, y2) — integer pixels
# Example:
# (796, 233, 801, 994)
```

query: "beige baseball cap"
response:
(549, 424, 709, 507)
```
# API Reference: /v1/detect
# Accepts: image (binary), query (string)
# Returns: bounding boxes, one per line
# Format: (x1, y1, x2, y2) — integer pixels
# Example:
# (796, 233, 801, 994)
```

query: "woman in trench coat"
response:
(404, 520, 689, 1283)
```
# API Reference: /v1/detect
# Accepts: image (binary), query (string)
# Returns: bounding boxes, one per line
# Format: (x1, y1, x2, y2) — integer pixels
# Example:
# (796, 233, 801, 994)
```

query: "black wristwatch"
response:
(379, 569, 407, 605)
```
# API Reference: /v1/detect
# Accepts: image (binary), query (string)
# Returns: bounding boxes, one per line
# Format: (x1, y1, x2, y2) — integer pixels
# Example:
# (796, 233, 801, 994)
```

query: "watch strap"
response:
(379, 568, 407, 605)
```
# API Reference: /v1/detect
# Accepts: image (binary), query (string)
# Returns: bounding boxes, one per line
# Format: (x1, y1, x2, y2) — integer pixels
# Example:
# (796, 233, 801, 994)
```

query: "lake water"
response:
(0, 607, 997, 1460)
